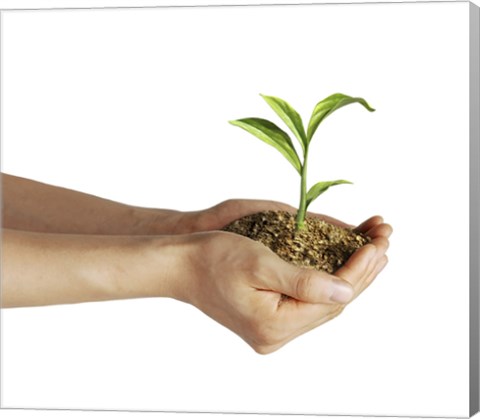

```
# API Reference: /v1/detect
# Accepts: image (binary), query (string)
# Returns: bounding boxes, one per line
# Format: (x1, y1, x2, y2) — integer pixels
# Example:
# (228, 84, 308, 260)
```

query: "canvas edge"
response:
(0, 9, 5, 410)
(470, 1, 480, 418)
(0, 2, 476, 418)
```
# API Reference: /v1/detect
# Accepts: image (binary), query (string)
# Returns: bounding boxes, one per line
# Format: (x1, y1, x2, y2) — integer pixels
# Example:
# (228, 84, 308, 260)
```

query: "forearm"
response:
(1, 174, 329, 236)
(2, 174, 183, 234)
(1, 229, 190, 308)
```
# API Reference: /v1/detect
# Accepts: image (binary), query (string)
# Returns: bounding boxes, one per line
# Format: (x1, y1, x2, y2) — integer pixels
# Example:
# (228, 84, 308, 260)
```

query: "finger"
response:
(282, 250, 390, 344)
(271, 253, 390, 354)
(265, 246, 389, 353)
(276, 248, 389, 346)
(350, 238, 389, 300)
(352, 256, 388, 303)
(259, 257, 355, 304)
(359, 255, 389, 295)
(260, 240, 390, 354)
(354, 216, 383, 234)
(370, 236, 390, 254)
(366, 223, 393, 239)
(352, 236, 389, 290)
(261, 302, 345, 354)
(290, 303, 345, 341)
(334, 243, 377, 290)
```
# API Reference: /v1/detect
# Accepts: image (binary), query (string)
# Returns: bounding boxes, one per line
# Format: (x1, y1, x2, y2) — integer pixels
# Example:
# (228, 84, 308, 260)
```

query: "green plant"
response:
(229, 93, 375, 231)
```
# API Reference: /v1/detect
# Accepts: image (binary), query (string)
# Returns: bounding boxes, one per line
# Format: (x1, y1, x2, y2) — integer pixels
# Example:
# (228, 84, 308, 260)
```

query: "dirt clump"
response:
(222, 210, 370, 273)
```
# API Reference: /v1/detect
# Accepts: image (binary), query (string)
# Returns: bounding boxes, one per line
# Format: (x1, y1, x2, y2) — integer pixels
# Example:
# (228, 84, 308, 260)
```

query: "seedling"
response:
(229, 93, 375, 231)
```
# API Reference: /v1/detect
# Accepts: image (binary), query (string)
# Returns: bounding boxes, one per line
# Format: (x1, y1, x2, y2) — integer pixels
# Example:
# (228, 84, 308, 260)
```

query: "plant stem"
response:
(295, 147, 309, 231)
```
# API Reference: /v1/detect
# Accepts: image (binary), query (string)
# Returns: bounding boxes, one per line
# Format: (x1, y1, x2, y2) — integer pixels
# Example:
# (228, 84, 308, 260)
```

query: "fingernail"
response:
(330, 279, 354, 303)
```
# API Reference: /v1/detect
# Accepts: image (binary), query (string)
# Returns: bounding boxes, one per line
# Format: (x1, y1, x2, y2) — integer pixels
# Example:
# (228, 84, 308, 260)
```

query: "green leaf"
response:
(307, 94, 375, 143)
(306, 179, 352, 209)
(260, 94, 308, 153)
(229, 118, 302, 174)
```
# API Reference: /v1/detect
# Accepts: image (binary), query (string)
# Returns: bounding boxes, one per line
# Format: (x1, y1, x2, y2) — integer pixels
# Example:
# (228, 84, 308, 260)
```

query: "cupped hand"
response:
(174, 198, 354, 234)
(177, 215, 391, 354)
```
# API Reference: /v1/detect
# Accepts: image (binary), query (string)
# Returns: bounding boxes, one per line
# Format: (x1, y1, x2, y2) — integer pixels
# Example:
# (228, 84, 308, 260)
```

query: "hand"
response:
(172, 199, 354, 234)
(176, 215, 391, 354)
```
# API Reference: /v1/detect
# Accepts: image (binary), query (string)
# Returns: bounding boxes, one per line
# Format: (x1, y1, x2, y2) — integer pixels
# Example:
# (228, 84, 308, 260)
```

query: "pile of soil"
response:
(222, 210, 370, 273)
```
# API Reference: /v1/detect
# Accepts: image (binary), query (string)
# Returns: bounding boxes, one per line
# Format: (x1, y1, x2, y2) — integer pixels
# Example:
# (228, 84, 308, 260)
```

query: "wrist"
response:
(99, 234, 195, 303)
(130, 206, 184, 235)
(131, 199, 249, 235)
(133, 206, 216, 235)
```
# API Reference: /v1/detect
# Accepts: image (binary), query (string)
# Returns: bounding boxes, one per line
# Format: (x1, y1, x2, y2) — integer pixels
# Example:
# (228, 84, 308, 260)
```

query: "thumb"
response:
(273, 264, 354, 304)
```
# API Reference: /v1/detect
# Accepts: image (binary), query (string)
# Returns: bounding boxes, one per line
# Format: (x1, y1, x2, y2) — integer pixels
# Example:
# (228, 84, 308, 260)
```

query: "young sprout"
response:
(229, 93, 375, 231)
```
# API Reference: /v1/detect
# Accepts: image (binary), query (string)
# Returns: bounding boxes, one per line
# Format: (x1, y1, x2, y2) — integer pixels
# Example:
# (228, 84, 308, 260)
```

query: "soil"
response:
(222, 210, 370, 274)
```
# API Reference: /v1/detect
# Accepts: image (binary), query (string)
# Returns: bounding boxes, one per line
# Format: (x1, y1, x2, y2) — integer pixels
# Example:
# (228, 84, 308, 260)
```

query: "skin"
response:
(1, 174, 392, 354)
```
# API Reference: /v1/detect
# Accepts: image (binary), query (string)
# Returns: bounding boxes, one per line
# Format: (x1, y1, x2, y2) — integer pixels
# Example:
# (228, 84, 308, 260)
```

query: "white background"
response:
(0, 1, 474, 418)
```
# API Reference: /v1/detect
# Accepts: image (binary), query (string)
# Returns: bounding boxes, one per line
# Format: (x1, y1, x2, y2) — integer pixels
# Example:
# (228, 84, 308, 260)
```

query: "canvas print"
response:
(1, 1, 478, 418)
